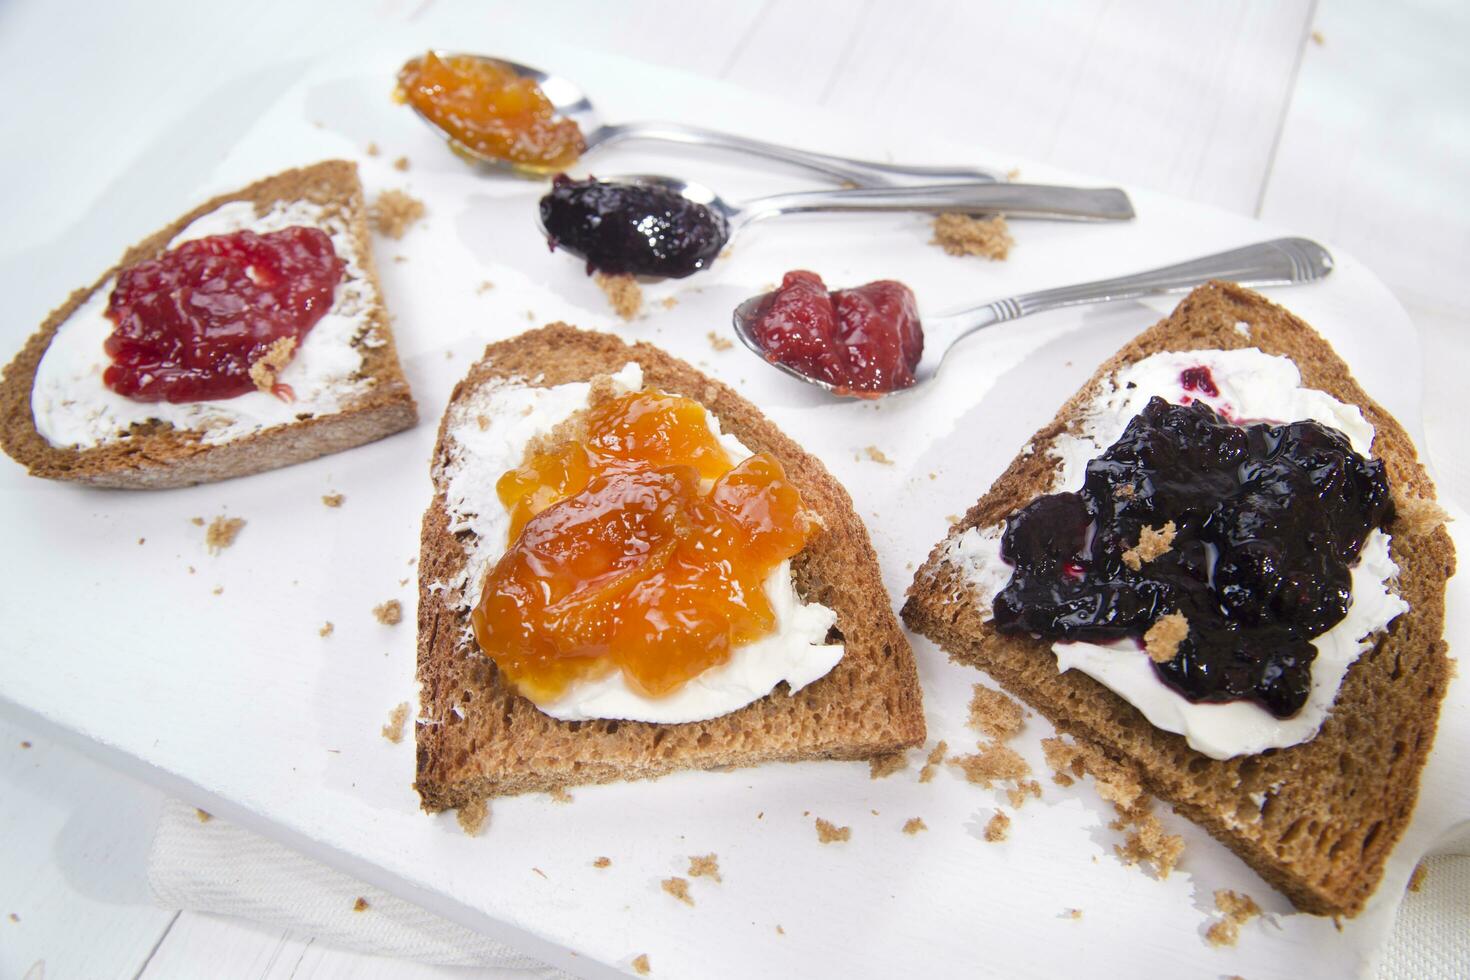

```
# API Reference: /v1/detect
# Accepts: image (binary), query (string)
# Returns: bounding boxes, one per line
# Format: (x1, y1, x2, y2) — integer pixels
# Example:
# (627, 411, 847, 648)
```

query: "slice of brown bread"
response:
(0, 160, 416, 489)
(903, 281, 1454, 917)
(415, 324, 925, 808)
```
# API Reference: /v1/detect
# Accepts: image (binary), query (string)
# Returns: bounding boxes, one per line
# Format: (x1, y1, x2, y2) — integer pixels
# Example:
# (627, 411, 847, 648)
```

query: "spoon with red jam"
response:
(732, 238, 1335, 397)
(401, 51, 1011, 185)
(538, 174, 1136, 279)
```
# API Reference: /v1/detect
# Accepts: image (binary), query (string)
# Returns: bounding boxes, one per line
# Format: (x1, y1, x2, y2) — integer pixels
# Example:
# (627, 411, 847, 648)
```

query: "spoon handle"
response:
(592, 121, 1007, 186)
(945, 238, 1334, 338)
(737, 183, 1135, 223)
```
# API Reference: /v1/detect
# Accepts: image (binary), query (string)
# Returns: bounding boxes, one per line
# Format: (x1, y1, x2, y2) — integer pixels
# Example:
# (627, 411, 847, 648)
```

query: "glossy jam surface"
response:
(472, 388, 815, 702)
(992, 396, 1393, 718)
(538, 174, 729, 278)
(103, 227, 343, 403)
(397, 53, 584, 169)
(746, 270, 923, 394)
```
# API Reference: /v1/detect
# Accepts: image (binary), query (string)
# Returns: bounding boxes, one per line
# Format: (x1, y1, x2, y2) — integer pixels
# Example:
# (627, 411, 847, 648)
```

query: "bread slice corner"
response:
(0, 160, 416, 489)
(903, 281, 1454, 917)
(414, 323, 926, 809)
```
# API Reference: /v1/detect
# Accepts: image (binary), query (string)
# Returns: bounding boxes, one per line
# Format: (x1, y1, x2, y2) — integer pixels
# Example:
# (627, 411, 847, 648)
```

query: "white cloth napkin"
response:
(147, 797, 1467, 977)
(146, 798, 571, 976)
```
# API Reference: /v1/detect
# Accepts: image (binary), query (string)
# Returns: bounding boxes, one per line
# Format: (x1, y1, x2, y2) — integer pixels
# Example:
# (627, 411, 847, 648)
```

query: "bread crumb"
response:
(1117, 811, 1185, 878)
(7, 913, 17, 923)
(593, 856, 611, 869)
(688, 854, 721, 882)
(370, 188, 426, 239)
(196, 808, 212, 823)
(1041, 736, 1085, 786)
(902, 817, 927, 835)
(1205, 889, 1261, 947)
(205, 516, 245, 553)
(707, 331, 733, 352)
(381, 702, 410, 743)
(1006, 780, 1042, 808)
(950, 742, 1031, 787)
(18, 741, 31, 749)
(1006, 167, 1021, 179)
(1121, 520, 1176, 570)
(477, 280, 495, 294)
(212, 586, 224, 595)
(662, 296, 679, 310)
(595, 272, 642, 319)
(1393, 490, 1451, 537)
(319, 621, 334, 638)
(352, 897, 370, 912)
(1061, 908, 1083, 920)
(968, 685, 1025, 741)
(366, 142, 379, 156)
(1408, 863, 1428, 892)
(322, 493, 345, 508)
(191, 516, 205, 526)
(456, 798, 489, 836)
(815, 818, 851, 844)
(775, 924, 785, 935)
(393, 155, 410, 171)
(868, 751, 908, 779)
(931, 213, 1013, 260)
(864, 446, 894, 465)
(249, 335, 298, 396)
(1311, 29, 1325, 45)
(661, 876, 694, 906)
(632, 953, 651, 975)
(548, 786, 573, 804)
(373, 599, 403, 625)
(919, 740, 948, 783)
(984, 811, 1010, 842)
(1144, 612, 1189, 663)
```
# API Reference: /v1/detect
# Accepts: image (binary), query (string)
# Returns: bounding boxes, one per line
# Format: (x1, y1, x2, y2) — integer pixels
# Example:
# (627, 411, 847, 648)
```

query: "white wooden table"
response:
(2, 1, 1466, 977)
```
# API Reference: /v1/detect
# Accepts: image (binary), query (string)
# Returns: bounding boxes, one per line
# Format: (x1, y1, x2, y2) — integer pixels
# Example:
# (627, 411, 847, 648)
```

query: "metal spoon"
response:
(406, 52, 1010, 186)
(540, 174, 1135, 278)
(732, 238, 1334, 396)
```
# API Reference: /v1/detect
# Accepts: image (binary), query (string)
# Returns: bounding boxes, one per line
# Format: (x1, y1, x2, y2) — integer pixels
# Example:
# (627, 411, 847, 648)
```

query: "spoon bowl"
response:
(404, 52, 603, 178)
(732, 238, 1336, 397)
(405, 51, 1010, 186)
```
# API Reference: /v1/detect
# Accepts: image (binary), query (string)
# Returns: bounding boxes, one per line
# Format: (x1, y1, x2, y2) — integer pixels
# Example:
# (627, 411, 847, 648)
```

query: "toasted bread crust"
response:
(0, 161, 416, 488)
(903, 282, 1453, 917)
(415, 325, 925, 808)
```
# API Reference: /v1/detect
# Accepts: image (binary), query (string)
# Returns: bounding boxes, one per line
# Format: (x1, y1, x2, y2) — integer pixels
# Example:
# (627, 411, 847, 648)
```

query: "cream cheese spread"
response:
(942, 347, 1407, 759)
(435, 362, 844, 724)
(31, 200, 379, 449)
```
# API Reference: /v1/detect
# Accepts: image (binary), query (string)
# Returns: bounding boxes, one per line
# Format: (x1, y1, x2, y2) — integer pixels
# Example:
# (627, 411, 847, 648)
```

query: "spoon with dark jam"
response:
(732, 238, 1335, 397)
(539, 174, 1136, 279)
(991, 396, 1394, 718)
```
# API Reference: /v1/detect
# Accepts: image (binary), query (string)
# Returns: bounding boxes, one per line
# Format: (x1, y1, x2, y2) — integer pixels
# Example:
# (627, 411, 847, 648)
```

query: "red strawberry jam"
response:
(102, 226, 345, 403)
(745, 271, 923, 394)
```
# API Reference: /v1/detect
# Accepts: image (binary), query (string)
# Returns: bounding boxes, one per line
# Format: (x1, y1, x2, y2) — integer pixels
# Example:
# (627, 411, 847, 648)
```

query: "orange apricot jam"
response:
(471, 388, 815, 703)
(397, 52, 585, 170)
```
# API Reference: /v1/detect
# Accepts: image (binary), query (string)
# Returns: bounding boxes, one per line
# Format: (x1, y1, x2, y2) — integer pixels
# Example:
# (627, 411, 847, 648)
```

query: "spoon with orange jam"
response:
(397, 51, 1009, 186)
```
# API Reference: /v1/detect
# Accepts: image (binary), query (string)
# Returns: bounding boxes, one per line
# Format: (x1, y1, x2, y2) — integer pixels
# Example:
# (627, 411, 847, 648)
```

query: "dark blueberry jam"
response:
(538, 174, 729, 278)
(992, 396, 1394, 718)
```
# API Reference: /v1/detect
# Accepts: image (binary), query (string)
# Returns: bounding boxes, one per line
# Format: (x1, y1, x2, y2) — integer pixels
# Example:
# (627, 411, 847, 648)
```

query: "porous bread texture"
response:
(415, 324, 925, 809)
(903, 281, 1455, 917)
(0, 160, 417, 488)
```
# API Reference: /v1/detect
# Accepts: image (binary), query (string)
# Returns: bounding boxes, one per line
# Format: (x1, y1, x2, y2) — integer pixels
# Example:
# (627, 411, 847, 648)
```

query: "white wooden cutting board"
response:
(1, 26, 1464, 980)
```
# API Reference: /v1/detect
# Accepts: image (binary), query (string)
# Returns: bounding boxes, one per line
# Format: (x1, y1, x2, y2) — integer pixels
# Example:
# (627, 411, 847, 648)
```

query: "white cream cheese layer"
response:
(435, 361, 844, 724)
(31, 200, 379, 449)
(941, 347, 1407, 759)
